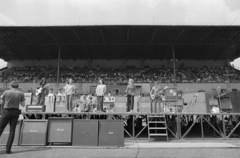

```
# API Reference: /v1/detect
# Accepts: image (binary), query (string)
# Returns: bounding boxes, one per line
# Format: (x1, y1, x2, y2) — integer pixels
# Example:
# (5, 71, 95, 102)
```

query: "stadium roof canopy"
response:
(0, 25, 240, 61)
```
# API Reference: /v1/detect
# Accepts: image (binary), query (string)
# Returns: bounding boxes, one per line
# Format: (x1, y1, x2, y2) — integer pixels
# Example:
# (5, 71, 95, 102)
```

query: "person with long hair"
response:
(150, 81, 161, 113)
(36, 77, 48, 105)
(125, 79, 135, 112)
(64, 78, 76, 112)
(95, 79, 106, 112)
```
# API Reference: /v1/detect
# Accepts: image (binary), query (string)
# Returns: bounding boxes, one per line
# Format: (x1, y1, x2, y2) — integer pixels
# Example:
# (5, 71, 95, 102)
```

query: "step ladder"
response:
(148, 114, 168, 142)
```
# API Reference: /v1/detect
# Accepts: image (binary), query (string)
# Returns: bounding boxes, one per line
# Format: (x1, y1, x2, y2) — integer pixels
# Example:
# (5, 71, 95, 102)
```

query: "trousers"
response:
(66, 94, 73, 111)
(97, 96, 104, 111)
(127, 95, 134, 112)
(0, 109, 20, 152)
(150, 97, 162, 113)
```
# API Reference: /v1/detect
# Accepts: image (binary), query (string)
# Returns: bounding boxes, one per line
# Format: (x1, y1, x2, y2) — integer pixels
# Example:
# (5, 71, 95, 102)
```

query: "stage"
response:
(20, 112, 240, 141)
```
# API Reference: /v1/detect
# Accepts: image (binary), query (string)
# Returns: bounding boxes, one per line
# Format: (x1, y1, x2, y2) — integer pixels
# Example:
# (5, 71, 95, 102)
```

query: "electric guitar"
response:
(35, 84, 49, 96)
(150, 86, 168, 100)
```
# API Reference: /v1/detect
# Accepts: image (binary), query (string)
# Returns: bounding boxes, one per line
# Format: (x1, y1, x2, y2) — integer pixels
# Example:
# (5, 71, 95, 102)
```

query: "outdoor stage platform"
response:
(20, 112, 240, 141)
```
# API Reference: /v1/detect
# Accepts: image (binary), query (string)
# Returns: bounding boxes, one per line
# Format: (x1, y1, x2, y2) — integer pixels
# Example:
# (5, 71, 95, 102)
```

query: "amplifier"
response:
(72, 120, 98, 146)
(114, 102, 126, 113)
(164, 88, 178, 101)
(26, 105, 46, 112)
(138, 97, 151, 113)
(47, 118, 73, 144)
(98, 120, 124, 146)
(138, 102, 151, 113)
(20, 120, 48, 145)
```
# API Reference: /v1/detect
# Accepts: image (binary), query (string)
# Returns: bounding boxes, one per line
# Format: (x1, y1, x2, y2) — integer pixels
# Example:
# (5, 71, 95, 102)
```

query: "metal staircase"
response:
(148, 114, 168, 141)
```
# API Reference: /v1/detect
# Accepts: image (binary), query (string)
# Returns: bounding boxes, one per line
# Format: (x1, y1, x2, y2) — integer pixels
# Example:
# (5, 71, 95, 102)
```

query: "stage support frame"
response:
(21, 112, 240, 141)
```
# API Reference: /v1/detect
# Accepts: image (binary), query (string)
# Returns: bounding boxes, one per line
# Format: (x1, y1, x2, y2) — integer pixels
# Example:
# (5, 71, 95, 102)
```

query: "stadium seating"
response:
(1, 65, 240, 83)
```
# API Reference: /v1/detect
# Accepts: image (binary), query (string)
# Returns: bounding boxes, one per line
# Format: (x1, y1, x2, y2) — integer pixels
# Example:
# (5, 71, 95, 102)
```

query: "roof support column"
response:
(172, 45, 176, 87)
(57, 45, 61, 89)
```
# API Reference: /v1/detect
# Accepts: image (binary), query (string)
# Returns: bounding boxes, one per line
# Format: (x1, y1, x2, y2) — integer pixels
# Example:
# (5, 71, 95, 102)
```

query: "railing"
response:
(21, 112, 240, 140)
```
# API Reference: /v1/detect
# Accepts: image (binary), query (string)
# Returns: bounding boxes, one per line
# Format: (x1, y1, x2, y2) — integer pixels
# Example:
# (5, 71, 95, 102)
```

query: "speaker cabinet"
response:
(72, 120, 98, 146)
(114, 97, 127, 113)
(98, 120, 124, 146)
(20, 120, 48, 145)
(47, 118, 73, 144)
(138, 97, 151, 113)
(0, 121, 22, 146)
(114, 103, 126, 113)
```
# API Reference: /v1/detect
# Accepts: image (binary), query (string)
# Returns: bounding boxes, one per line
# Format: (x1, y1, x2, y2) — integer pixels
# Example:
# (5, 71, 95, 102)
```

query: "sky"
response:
(0, 0, 240, 67)
(1, 0, 240, 26)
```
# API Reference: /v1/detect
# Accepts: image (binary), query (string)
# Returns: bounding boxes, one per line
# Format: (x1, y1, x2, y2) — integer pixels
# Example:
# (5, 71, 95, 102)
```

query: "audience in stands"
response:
(1, 65, 240, 83)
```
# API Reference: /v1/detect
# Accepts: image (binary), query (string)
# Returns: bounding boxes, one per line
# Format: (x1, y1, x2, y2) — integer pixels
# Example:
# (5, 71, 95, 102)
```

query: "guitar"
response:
(35, 84, 49, 96)
(150, 86, 168, 100)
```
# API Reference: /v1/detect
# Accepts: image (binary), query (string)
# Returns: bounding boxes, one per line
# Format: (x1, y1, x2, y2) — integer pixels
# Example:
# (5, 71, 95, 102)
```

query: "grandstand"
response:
(1, 25, 240, 93)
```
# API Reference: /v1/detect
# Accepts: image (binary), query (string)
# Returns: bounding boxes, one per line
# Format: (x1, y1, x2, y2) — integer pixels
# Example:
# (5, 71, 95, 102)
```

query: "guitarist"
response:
(150, 81, 163, 113)
(36, 77, 48, 105)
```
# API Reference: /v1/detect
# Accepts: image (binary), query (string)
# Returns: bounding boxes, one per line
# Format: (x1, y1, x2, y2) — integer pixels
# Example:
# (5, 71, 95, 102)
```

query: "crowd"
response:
(1, 65, 240, 83)
(48, 89, 104, 113)
(0, 66, 53, 82)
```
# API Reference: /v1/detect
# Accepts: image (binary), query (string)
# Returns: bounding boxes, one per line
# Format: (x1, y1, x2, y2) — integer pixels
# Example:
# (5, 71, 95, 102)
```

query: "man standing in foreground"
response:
(0, 81, 25, 154)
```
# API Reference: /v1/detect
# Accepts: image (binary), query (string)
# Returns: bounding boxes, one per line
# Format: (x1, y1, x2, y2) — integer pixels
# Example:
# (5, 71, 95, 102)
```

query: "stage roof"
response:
(0, 25, 240, 61)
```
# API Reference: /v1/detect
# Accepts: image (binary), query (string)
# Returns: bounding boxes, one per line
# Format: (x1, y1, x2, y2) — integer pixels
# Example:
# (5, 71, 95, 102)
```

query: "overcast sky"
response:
(0, 0, 240, 26)
(0, 0, 240, 68)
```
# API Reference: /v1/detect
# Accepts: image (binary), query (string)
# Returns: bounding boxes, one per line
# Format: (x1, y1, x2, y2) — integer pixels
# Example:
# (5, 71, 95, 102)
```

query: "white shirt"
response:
(96, 84, 106, 96)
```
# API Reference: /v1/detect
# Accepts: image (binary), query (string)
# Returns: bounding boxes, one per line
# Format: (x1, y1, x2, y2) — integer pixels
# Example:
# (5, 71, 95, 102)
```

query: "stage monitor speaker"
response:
(20, 120, 48, 145)
(229, 91, 240, 113)
(72, 120, 98, 146)
(0, 121, 22, 146)
(47, 118, 73, 144)
(164, 88, 178, 101)
(98, 120, 124, 146)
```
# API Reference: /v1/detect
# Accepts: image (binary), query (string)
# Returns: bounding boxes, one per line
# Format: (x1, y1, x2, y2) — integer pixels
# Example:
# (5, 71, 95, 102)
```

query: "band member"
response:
(0, 81, 25, 154)
(150, 81, 162, 113)
(95, 79, 106, 112)
(64, 78, 76, 112)
(36, 78, 48, 105)
(125, 79, 135, 112)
